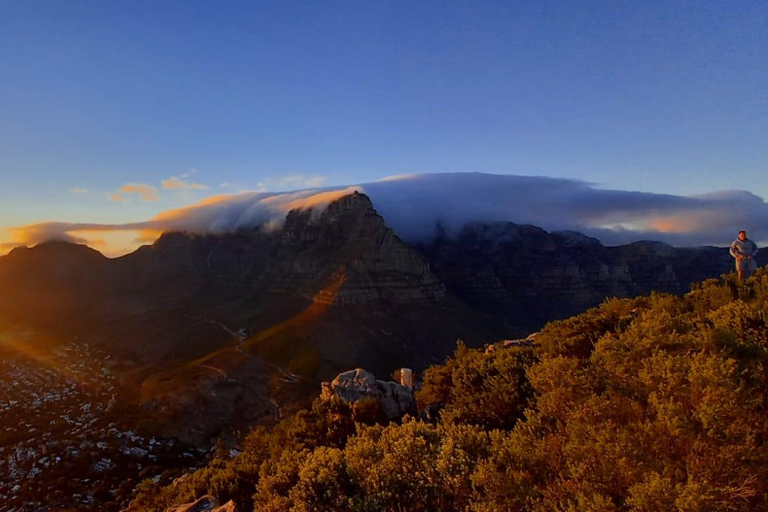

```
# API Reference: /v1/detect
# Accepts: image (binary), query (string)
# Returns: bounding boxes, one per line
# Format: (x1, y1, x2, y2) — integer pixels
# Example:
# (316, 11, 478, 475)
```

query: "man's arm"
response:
(730, 242, 742, 259)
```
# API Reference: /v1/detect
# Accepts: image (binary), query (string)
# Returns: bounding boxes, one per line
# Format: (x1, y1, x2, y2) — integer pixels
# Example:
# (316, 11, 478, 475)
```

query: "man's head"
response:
(739, 230, 747, 241)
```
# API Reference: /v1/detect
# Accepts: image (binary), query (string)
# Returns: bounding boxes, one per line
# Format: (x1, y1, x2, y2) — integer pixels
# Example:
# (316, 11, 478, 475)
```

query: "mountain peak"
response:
(2, 240, 107, 263)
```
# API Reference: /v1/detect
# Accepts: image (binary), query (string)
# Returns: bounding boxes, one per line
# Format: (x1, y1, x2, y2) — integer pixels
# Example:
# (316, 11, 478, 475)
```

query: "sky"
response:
(0, 1, 766, 255)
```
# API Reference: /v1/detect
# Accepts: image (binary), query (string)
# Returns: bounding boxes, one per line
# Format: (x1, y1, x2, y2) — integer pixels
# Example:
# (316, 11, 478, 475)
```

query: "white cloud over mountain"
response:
(5, 173, 768, 255)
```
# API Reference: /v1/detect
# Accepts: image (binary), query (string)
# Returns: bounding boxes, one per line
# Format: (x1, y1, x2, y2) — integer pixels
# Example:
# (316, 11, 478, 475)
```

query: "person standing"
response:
(730, 230, 759, 281)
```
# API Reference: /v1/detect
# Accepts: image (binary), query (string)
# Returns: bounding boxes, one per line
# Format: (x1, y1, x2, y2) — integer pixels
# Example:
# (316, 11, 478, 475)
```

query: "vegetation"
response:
(130, 269, 768, 511)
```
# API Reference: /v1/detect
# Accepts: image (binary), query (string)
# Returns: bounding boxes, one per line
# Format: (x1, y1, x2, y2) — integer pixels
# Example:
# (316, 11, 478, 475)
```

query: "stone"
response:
(165, 495, 225, 512)
(165, 496, 237, 512)
(486, 333, 539, 353)
(420, 402, 444, 424)
(321, 368, 417, 420)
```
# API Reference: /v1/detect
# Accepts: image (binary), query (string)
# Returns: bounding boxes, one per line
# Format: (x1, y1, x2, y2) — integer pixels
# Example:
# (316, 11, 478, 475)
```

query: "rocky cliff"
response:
(417, 221, 765, 329)
(105, 191, 445, 306)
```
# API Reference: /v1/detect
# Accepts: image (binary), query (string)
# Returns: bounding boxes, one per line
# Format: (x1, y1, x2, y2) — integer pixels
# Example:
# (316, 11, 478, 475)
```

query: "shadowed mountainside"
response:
(417, 221, 766, 330)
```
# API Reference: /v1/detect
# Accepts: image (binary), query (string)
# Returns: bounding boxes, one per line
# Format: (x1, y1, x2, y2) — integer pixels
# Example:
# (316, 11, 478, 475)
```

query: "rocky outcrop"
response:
(486, 333, 539, 353)
(321, 368, 417, 420)
(166, 495, 236, 512)
(268, 191, 446, 305)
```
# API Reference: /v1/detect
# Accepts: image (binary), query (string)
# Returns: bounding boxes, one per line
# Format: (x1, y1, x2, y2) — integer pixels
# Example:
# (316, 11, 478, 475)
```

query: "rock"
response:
(321, 368, 417, 420)
(165, 495, 231, 512)
(486, 333, 539, 353)
(419, 402, 444, 424)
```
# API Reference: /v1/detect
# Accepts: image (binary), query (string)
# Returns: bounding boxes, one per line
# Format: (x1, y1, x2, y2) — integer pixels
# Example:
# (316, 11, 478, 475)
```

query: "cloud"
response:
(302, 176, 328, 188)
(162, 176, 209, 190)
(144, 187, 361, 238)
(111, 183, 159, 202)
(70, 187, 90, 194)
(3, 187, 362, 254)
(255, 174, 328, 191)
(359, 174, 768, 247)
(5, 173, 768, 256)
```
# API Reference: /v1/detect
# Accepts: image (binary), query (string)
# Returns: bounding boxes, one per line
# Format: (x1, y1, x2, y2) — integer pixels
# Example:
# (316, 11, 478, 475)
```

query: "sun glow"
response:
(0, 331, 93, 386)
(139, 271, 348, 403)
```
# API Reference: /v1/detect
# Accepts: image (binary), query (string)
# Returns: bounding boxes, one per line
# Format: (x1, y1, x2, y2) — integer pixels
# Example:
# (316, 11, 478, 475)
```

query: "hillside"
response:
(129, 267, 768, 511)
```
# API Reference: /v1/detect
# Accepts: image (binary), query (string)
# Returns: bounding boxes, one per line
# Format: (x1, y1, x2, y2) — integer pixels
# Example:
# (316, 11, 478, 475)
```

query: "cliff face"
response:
(417, 222, 763, 329)
(108, 191, 445, 306)
(263, 191, 446, 304)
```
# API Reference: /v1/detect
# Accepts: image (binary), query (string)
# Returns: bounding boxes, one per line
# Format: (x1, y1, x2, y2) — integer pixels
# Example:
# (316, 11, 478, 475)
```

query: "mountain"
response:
(0, 193, 499, 443)
(417, 221, 762, 329)
(0, 191, 763, 443)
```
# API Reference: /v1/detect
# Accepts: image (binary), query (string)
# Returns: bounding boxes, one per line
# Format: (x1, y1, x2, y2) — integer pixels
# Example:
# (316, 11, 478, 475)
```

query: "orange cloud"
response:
(648, 217, 702, 233)
(2, 187, 363, 257)
(112, 183, 159, 202)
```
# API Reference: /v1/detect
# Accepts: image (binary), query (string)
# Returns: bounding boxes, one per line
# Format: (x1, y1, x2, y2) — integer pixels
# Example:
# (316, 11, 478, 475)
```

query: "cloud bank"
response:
(5, 173, 768, 256)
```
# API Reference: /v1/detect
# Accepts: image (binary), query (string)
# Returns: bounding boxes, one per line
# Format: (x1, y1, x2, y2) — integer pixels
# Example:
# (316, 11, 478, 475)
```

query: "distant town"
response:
(0, 335, 205, 511)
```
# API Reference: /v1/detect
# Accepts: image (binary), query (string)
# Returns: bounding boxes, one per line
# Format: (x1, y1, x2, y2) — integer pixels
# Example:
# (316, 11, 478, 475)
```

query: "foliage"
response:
(418, 340, 536, 430)
(130, 268, 768, 511)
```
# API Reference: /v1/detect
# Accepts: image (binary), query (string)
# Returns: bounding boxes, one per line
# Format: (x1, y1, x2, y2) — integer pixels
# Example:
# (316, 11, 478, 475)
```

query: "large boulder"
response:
(321, 368, 416, 420)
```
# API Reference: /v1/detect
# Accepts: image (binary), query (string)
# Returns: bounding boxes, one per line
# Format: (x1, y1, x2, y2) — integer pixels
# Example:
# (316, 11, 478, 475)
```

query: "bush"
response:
(131, 269, 768, 512)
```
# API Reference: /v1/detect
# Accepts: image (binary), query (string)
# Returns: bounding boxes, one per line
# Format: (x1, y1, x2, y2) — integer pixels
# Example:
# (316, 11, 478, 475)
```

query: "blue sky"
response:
(0, 1, 766, 251)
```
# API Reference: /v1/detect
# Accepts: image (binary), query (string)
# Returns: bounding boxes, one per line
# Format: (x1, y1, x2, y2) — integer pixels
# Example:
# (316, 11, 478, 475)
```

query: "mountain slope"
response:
(418, 221, 765, 328)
